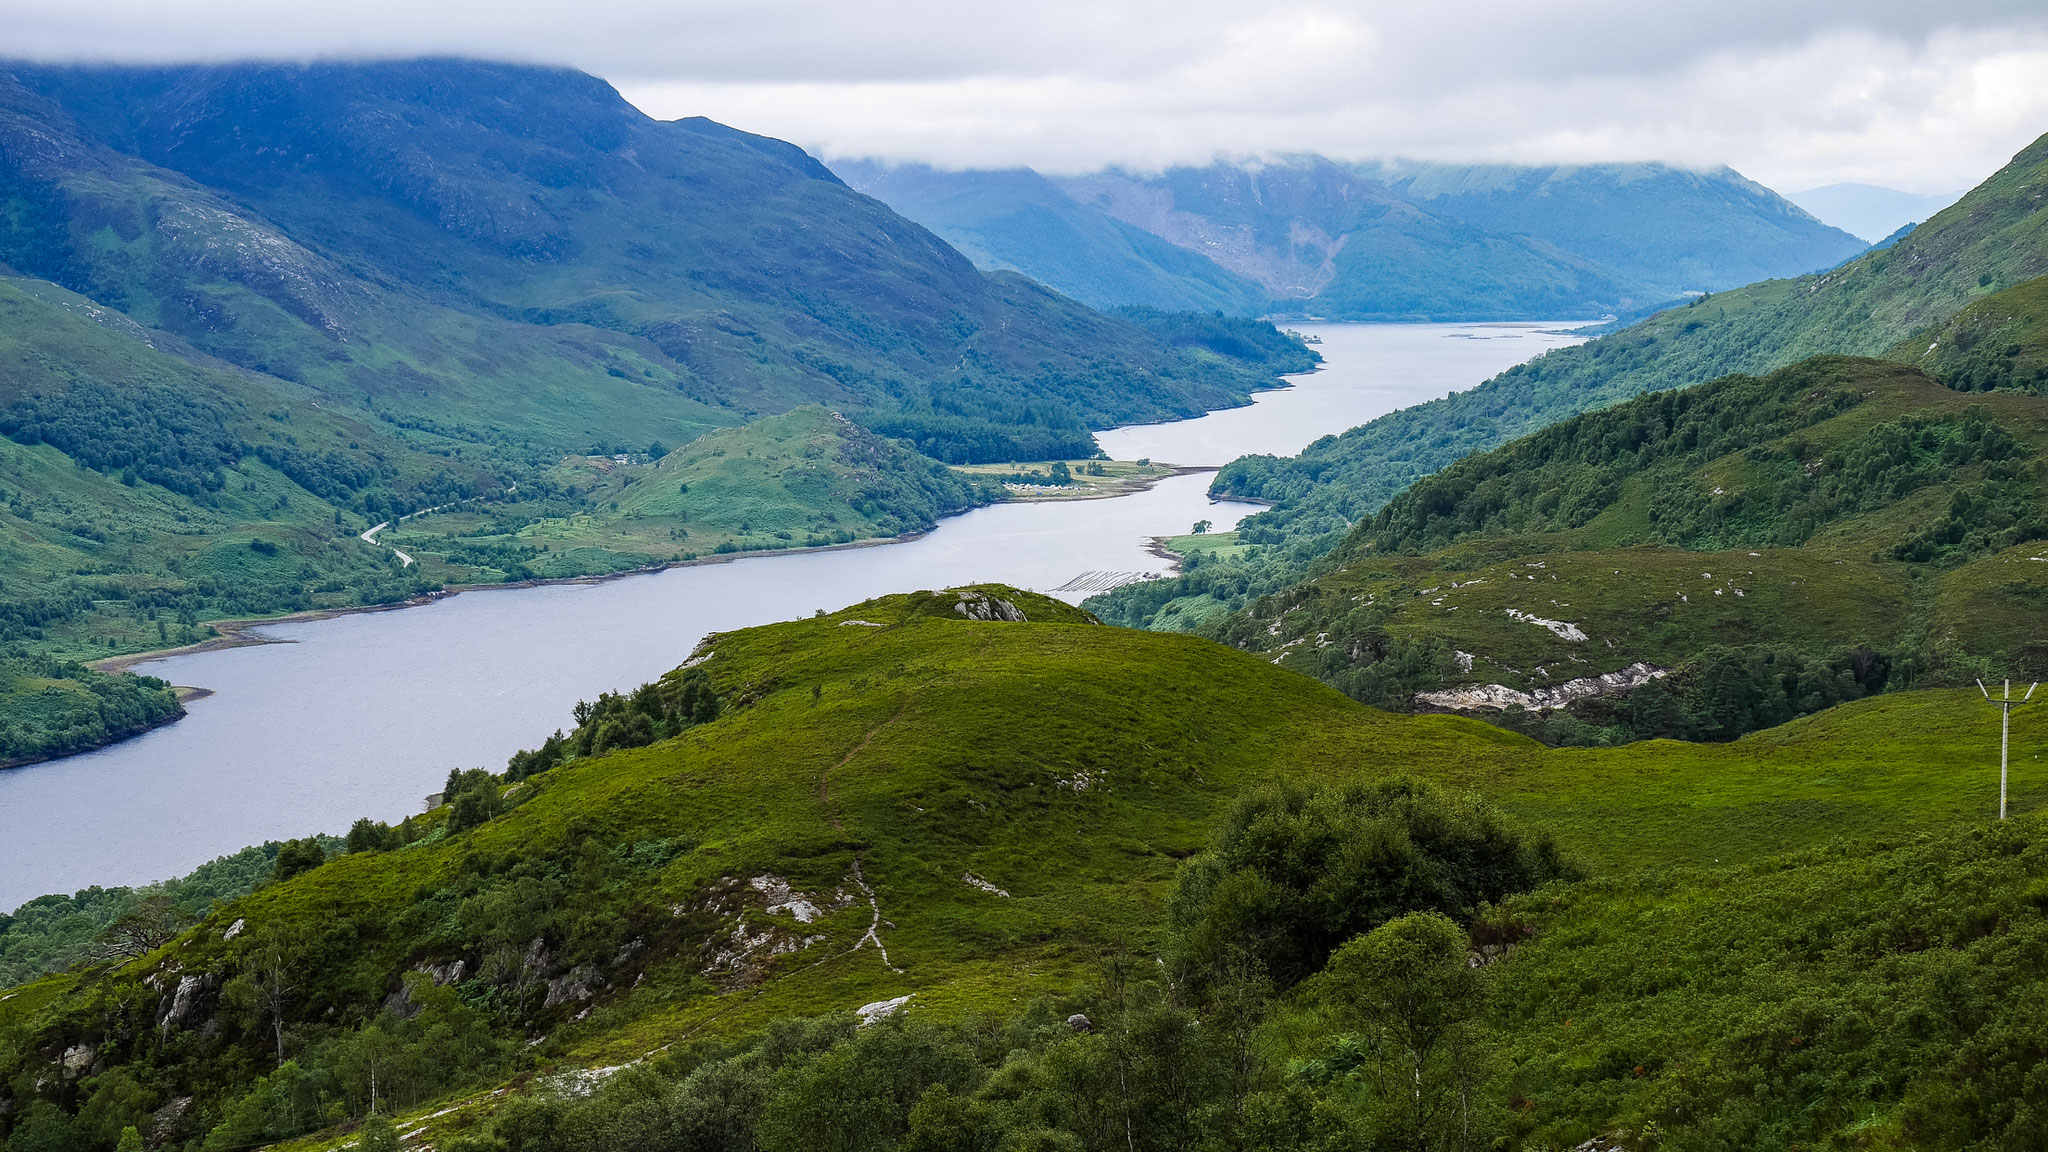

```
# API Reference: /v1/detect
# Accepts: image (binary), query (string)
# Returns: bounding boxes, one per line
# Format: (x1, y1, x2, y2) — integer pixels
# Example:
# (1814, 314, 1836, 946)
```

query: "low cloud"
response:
(6, 0, 2045, 190)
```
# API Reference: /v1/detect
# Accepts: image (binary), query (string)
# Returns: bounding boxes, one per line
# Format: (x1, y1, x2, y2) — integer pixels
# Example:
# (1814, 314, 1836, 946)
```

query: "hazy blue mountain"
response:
(832, 160, 1271, 314)
(1371, 161, 1869, 297)
(1788, 182, 1965, 243)
(1058, 157, 1647, 321)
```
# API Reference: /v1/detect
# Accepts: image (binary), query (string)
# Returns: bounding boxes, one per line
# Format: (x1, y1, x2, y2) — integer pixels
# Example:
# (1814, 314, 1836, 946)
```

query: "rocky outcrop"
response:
(155, 972, 217, 1037)
(1416, 662, 1666, 712)
(954, 591, 1027, 622)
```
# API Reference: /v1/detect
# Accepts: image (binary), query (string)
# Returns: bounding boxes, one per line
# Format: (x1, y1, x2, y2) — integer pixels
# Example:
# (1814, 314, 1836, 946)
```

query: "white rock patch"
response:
(1505, 609, 1588, 642)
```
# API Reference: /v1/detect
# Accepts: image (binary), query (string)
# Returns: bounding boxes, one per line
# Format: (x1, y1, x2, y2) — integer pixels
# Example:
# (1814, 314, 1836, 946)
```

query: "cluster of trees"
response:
(499, 666, 722, 779)
(0, 841, 323, 987)
(0, 380, 244, 499)
(0, 657, 182, 764)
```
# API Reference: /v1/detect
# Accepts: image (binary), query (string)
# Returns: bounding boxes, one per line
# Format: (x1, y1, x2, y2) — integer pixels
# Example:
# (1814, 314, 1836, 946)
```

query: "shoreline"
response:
(88, 462, 1217, 677)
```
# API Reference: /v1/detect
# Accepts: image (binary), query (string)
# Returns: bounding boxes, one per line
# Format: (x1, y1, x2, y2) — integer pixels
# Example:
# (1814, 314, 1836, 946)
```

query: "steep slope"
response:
(1119, 356, 2048, 746)
(1210, 129, 2048, 544)
(1374, 161, 1868, 296)
(1058, 158, 1645, 320)
(1893, 274, 2048, 393)
(831, 161, 1271, 314)
(0, 60, 1278, 464)
(4, 588, 2046, 1152)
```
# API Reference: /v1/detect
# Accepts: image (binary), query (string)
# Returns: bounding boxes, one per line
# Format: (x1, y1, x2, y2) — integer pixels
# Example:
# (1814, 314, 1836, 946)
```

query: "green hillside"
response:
(1894, 274, 2048, 393)
(1097, 355, 2048, 744)
(0, 58, 1318, 758)
(5, 588, 2047, 1152)
(2, 60, 1287, 465)
(1212, 130, 2048, 545)
(382, 408, 1000, 580)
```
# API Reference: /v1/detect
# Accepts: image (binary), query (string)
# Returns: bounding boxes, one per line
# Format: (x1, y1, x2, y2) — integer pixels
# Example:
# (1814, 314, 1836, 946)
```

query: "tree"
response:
(1315, 913, 1498, 1152)
(237, 927, 309, 1066)
(115, 1127, 145, 1152)
(1168, 779, 1572, 991)
(91, 893, 187, 961)
(271, 838, 326, 883)
(358, 1113, 401, 1152)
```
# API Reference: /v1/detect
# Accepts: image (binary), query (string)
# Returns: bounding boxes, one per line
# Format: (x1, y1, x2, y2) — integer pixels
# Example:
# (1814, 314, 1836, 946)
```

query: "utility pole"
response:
(1979, 680, 2037, 820)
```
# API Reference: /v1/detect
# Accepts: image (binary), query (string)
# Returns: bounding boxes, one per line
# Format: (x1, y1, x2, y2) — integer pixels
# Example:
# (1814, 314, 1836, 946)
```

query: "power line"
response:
(1978, 679, 2037, 821)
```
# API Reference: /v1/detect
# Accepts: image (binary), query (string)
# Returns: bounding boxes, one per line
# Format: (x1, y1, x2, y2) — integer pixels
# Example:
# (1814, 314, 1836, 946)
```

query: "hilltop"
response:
(3, 587, 2045, 1151)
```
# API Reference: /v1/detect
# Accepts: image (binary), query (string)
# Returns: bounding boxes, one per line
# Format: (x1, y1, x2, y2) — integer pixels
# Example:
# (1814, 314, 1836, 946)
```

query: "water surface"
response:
(0, 321, 1579, 908)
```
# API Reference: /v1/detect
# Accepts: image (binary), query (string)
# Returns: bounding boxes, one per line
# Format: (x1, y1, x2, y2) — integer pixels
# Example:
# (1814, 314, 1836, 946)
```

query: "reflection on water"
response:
(0, 321, 1580, 908)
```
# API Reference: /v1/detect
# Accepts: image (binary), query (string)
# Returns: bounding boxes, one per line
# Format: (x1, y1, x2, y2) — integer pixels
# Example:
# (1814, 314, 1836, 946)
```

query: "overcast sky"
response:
(7, 1, 2047, 193)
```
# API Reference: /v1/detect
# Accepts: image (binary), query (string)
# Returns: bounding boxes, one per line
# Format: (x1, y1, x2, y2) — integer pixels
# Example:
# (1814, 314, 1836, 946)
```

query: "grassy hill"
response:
(1096, 355, 2048, 745)
(382, 408, 1000, 580)
(1893, 274, 2048, 394)
(4, 587, 2046, 1151)
(1211, 130, 2048, 546)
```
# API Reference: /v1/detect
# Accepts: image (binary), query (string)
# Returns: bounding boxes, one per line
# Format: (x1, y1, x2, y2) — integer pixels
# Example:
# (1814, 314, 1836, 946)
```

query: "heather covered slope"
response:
(4, 589, 2047, 1152)
(1211, 130, 2048, 544)
(1100, 356, 2048, 746)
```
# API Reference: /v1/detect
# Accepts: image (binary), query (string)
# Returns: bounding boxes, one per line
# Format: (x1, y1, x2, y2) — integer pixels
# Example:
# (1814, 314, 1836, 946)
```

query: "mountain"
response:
(1203, 129, 2048, 546)
(1788, 181, 1965, 243)
(846, 155, 1866, 323)
(831, 160, 1271, 314)
(1106, 354, 2048, 747)
(1371, 160, 1869, 297)
(0, 60, 1283, 465)
(0, 59, 1316, 754)
(1058, 157, 1645, 320)
(6, 586, 2047, 1152)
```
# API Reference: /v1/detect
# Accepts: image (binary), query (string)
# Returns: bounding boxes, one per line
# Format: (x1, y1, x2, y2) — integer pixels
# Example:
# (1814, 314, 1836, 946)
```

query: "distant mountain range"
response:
(1787, 182, 1965, 243)
(836, 155, 1868, 320)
